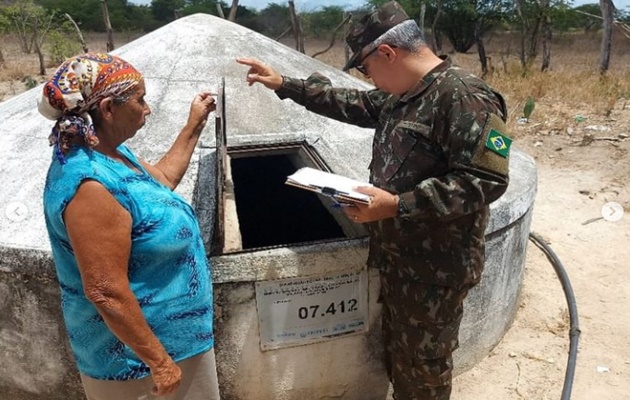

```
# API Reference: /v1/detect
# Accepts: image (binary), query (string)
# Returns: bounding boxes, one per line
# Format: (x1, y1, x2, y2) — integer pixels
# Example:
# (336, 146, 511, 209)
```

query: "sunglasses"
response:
(355, 47, 379, 75)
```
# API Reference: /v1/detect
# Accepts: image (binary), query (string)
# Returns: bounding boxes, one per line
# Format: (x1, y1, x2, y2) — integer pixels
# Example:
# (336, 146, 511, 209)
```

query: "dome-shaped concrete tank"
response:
(0, 14, 536, 400)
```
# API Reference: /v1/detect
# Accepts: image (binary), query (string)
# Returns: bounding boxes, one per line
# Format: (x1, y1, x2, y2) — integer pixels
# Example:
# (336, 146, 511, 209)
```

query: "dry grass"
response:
(0, 32, 145, 100)
(2, 30, 630, 133)
(304, 30, 630, 138)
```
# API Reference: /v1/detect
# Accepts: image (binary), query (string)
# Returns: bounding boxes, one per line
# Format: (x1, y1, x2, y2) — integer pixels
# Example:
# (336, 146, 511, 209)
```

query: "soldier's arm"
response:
(275, 73, 388, 129)
(397, 94, 510, 221)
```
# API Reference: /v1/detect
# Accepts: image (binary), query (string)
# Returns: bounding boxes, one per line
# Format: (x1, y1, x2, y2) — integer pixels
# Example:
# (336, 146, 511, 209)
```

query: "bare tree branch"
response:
(311, 14, 352, 58)
(64, 13, 88, 53)
(431, 0, 443, 53)
(576, 9, 630, 40)
(288, 0, 304, 53)
(274, 25, 292, 41)
(343, 12, 351, 64)
(418, 3, 426, 32)
(101, 0, 114, 52)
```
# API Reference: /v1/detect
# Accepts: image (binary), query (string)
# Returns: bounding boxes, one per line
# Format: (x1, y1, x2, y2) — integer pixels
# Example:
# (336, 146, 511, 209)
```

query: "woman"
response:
(39, 53, 220, 400)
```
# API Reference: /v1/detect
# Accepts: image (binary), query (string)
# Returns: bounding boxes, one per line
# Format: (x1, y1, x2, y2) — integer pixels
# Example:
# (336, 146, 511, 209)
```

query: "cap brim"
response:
(342, 51, 362, 72)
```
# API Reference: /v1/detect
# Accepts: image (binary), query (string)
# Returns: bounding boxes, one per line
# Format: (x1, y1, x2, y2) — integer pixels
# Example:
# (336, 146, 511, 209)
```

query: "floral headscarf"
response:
(38, 53, 143, 164)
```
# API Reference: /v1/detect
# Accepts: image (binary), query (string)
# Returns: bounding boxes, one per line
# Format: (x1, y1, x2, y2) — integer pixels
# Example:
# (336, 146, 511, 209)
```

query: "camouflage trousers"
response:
(380, 272, 472, 400)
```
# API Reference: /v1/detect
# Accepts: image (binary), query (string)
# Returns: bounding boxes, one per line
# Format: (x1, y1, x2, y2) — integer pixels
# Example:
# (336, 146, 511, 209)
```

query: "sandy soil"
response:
(453, 100, 630, 400)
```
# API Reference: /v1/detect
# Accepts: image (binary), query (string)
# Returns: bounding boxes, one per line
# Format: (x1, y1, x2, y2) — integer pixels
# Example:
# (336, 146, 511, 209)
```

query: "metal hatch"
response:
(211, 81, 367, 256)
(213, 77, 228, 255)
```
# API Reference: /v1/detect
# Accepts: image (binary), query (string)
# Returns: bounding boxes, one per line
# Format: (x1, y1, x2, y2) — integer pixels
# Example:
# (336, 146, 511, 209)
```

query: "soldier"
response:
(237, 1, 511, 398)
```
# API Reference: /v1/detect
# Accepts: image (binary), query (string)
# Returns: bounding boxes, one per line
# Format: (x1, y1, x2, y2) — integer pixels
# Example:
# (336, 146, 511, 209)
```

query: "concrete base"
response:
(0, 251, 84, 399)
(214, 270, 389, 400)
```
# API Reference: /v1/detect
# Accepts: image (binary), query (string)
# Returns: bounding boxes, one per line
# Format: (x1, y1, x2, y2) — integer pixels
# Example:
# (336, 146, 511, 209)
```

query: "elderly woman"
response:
(39, 53, 220, 400)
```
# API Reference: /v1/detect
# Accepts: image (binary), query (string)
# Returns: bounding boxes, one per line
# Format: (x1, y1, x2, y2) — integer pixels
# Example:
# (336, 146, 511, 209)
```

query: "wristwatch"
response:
(397, 195, 410, 217)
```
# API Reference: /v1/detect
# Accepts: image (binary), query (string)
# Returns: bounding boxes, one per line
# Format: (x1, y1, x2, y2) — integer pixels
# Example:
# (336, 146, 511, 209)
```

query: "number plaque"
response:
(255, 270, 369, 350)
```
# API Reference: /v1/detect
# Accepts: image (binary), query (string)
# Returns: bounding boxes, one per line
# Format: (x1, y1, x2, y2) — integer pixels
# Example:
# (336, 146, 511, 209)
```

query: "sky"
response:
(129, 0, 629, 12)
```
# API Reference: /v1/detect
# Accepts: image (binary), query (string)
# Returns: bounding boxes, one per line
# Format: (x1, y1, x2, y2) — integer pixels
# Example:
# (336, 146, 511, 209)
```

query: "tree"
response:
(5, 0, 56, 73)
(301, 6, 343, 37)
(513, 0, 544, 70)
(288, 0, 303, 52)
(367, 0, 505, 54)
(181, 0, 224, 16)
(547, 3, 582, 32)
(101, 0, 114, 51)
(258, 3, 291, 38)
(151, 0, 185, 23)
(431, 0, 443, 53)
(0, 12, 9, 66)
(37, 0, 155, 32)
(574, 3, 603, 32)
(598, 0, 614, 74)
(47, 18, 84, 64)
(540, 0, 552, 71)
(434, 0, 506, 53)
(6, 0, 40, 53)
(229, 6, 261, 31)
(227, 0, 237, 21)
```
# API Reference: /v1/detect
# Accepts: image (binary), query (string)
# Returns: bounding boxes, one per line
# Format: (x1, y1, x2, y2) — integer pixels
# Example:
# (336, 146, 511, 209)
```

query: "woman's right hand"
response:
(187, 92, 216, 132)
(150, 356, 182, 397)
(236, 57, 283, 90)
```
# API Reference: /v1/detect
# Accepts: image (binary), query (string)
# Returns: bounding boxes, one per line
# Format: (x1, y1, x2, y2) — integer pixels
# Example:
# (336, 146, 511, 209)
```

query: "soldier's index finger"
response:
(236, 57, 262, 68)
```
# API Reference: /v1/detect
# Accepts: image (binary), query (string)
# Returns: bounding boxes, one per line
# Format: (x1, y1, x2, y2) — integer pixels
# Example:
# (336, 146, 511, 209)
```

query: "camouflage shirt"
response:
(276, 58, 510, 288)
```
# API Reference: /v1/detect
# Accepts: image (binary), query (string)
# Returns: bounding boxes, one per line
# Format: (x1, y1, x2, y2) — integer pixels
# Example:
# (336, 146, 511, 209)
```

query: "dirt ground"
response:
(2, 35, 629, 400)
(453, 101, 630, 400)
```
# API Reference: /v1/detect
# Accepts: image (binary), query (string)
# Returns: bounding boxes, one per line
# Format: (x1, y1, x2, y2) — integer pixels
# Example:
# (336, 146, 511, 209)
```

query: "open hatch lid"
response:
(213, 77, 227, 255)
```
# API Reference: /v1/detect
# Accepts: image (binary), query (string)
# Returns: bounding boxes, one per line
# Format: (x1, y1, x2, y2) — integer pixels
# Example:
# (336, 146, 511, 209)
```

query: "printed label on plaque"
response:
(255, 270, 368, 350)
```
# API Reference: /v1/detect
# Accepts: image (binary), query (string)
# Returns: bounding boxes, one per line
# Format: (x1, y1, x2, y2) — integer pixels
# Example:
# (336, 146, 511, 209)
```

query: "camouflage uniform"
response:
(275, 5, 510, 399)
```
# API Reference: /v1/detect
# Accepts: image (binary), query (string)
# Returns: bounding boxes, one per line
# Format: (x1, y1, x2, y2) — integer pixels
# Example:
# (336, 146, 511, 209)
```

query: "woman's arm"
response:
(140, 92, 216, 190)
(64, 180, 180, 396)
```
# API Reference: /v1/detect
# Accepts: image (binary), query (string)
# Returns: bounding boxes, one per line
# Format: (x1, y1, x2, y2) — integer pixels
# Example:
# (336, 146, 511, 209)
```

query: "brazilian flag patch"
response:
(486, 129, 512, 158)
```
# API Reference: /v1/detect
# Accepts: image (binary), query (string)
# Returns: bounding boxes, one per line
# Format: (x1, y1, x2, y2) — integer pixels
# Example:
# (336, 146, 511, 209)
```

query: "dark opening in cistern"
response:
(230, 154, 346, 249)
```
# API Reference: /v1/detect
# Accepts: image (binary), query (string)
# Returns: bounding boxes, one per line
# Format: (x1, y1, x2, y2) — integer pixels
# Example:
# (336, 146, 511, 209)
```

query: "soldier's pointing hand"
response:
(236, 57, 283, 91)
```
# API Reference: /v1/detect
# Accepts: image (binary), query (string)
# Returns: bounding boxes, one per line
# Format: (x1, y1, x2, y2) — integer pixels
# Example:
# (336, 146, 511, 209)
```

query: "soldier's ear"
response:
(378, 44, 398, 63)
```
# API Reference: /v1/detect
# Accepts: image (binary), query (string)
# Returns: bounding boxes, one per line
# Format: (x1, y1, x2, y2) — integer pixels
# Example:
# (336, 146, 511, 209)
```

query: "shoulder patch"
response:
(486, 129, 512, 158)
(471, 113, 511, 176)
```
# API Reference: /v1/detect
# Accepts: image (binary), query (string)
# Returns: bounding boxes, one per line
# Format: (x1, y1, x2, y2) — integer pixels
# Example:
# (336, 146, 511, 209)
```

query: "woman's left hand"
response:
(150, 356, 182, 397)
(187, 92, 216, 131)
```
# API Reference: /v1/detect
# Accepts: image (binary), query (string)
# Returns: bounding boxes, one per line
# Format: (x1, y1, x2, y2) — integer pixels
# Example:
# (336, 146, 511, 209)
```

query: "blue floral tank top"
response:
(43, 145, 213, 380)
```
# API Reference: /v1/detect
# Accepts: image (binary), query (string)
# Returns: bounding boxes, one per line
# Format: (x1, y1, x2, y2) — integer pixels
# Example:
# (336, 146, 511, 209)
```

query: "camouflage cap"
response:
(343, 1, 411, 71)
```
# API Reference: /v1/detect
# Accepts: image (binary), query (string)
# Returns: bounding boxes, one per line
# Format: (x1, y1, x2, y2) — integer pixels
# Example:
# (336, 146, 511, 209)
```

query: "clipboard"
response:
(285, 167, 372, 205)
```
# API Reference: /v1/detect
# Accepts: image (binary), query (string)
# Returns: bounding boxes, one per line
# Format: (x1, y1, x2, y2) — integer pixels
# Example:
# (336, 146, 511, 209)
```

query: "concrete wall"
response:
(0, 249, 84, 399)
(214, 270, 389, 400)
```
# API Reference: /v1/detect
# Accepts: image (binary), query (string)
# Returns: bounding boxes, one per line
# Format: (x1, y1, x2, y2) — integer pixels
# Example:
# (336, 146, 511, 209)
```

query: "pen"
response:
(331, 197, 355, 208)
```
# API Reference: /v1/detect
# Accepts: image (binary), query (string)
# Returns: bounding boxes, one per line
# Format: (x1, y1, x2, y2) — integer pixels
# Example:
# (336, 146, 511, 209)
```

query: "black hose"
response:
(529, 232, 581, 400)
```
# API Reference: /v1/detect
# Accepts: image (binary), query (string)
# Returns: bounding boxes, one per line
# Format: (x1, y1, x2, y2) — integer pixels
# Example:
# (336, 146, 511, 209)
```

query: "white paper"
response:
(286, 167, 372, 203)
